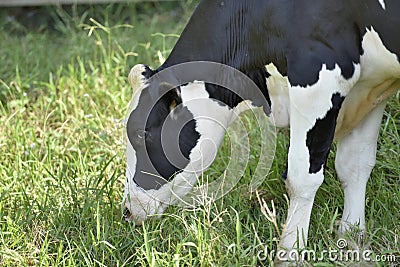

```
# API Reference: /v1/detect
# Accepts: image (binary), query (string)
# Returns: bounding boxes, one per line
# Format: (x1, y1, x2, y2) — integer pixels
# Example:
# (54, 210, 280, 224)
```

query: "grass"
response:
(0, 2, 399, 266)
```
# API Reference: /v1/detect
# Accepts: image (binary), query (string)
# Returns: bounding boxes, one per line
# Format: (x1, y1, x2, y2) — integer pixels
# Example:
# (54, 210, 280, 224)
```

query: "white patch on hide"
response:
(378, 0, 386, 10)
(266, 63, 290, 127)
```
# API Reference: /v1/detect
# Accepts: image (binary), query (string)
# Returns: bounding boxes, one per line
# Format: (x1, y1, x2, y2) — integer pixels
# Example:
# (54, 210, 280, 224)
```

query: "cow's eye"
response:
(132, 130, 148, 146)
(137, 131, 145, 140)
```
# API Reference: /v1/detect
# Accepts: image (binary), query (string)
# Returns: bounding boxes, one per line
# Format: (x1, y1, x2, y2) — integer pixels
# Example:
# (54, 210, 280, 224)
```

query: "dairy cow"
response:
(123, 0, 400, 260)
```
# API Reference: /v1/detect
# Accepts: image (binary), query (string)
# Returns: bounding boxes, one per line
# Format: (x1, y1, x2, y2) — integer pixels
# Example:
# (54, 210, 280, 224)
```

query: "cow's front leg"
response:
(277, 64, 360, 263)
(280, 93, 345, 251)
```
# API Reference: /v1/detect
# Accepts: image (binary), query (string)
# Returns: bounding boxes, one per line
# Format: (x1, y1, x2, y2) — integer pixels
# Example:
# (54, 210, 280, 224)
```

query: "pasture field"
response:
(0, 1, 399, 266)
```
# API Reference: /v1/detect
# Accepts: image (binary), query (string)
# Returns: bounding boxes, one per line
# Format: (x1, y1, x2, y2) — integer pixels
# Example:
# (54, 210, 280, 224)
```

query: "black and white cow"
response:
(123, 0, 399, 259)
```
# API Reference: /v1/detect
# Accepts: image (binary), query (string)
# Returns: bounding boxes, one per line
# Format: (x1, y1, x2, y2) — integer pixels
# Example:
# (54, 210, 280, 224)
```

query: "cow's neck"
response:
(158, 0, 288, 109)
(161, 0, 285, 69)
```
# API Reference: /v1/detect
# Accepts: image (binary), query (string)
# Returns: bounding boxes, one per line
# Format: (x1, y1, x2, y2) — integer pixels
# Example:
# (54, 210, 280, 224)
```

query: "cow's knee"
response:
(285, 162, 324, 200)
(335, 140, 376, 186)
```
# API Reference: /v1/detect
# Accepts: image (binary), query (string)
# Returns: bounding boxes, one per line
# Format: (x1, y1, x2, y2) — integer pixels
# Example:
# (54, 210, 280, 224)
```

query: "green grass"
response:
(0, 2, 399, 266)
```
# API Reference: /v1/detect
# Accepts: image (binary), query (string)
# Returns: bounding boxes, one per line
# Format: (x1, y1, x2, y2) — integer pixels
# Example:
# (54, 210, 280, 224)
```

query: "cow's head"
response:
(123, 64, 234, 224)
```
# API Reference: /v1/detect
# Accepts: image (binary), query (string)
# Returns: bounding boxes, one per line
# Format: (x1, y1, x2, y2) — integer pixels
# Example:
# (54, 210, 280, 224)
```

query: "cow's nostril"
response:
(123, 208, 131, 219)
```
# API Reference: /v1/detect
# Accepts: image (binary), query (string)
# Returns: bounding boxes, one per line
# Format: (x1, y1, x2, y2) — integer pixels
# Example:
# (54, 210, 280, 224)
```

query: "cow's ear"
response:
(128, 64, 154, 93)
